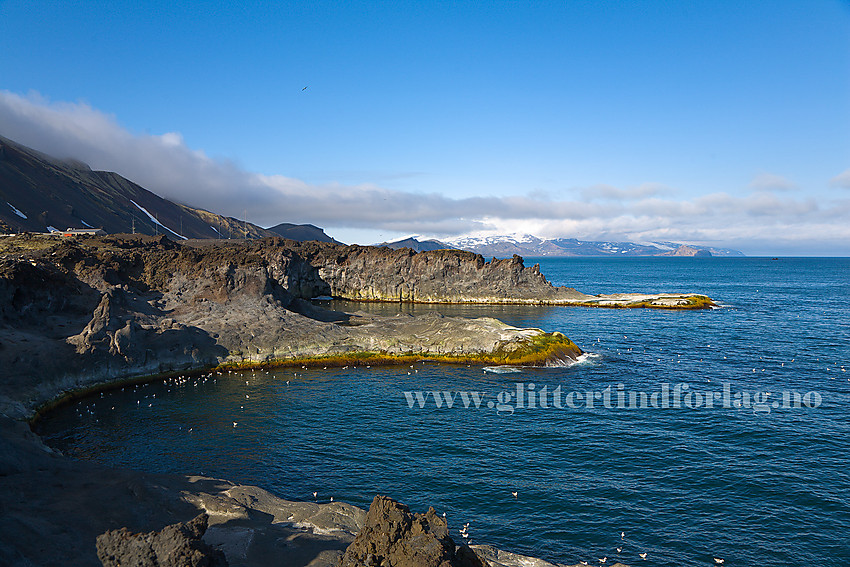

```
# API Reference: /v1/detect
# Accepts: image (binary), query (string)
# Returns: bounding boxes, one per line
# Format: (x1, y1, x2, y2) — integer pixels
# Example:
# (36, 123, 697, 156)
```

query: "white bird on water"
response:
(639, 552, 647, 560)
(511, 491, 518, 499)
(714, 559, 724, 565)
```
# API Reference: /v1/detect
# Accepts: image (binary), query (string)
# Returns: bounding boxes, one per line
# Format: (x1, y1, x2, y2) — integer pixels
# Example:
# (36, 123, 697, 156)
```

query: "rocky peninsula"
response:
(0, 234, 692, 565)
(286, 240, 714, 308)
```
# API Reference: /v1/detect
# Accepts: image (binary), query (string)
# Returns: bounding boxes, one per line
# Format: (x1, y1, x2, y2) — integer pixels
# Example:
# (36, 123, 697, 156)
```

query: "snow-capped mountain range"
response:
(381, 234, 744, 257)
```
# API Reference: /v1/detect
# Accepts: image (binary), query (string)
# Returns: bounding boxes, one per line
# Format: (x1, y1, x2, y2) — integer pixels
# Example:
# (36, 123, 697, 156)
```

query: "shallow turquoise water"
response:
(38, 257, 850, 566)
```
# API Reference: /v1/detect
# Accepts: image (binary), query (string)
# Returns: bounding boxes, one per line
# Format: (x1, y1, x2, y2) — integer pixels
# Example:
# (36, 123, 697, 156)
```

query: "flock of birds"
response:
(571, 529, 653, 565)
(444, 499, 728, 566)
(566, 527, 725, 565)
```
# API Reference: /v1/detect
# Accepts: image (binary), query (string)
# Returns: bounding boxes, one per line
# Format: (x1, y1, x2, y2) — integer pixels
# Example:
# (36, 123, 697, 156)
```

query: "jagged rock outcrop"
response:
(96, 513, 228, 567)
(339, 495, 487, 567)
(289, 243, 589, 303)
(69, 287, 138, 357)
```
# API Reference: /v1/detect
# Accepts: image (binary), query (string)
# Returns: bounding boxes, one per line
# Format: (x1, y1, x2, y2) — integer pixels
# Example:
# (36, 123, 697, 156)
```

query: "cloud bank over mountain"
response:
(2, 90, 848, 255)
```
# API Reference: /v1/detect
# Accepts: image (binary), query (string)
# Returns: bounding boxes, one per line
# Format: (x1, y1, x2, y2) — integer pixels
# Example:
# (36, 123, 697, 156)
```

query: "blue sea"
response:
(37, 257, 850, 566)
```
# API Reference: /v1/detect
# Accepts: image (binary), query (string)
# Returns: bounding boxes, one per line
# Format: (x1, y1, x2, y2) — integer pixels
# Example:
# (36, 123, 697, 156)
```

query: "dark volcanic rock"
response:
(96, 513, 227, 567)
(288, 242, 591, 303)
(339, 495, 488, 567)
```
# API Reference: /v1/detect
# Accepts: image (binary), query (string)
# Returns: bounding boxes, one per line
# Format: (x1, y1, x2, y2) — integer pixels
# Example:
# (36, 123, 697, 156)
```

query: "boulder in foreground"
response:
(96, 512, 227, 567)
(339, 495, 487, 567)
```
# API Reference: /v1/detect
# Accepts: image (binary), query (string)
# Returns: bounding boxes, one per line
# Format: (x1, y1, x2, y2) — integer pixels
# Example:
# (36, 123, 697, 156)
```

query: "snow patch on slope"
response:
(129, 199, 186, 240)
(6, 202, 27, 219)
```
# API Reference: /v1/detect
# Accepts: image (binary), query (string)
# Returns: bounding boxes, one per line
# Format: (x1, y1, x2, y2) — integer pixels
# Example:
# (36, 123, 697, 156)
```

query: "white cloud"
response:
(581, 182, 675, 201)
(749, 172, 797, 192)
(830, 168, 850, 189)
(1, 90, 848, 254)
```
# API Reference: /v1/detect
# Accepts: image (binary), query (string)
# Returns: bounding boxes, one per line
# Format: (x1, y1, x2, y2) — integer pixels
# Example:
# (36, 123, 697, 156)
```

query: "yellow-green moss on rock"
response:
(215, 330, 582, 371)
(572, 293, 716, 309)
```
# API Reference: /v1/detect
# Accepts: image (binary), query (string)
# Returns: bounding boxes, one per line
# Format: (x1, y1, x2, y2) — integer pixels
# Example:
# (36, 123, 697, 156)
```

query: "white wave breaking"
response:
(483, 366, 523, 374)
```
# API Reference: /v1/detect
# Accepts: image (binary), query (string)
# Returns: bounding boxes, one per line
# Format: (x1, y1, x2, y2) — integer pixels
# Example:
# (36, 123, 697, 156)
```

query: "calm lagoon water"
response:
(37, 257, 850, 566)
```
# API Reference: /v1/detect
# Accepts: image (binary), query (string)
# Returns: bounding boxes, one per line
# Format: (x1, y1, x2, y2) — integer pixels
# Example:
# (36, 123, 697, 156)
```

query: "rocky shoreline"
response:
(0, 235, 679, 565)
(1, 416, 627, 567)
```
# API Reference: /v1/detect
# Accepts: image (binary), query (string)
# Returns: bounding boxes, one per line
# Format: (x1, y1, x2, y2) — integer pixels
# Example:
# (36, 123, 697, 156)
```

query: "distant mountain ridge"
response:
(0, 135, 335, 243)
(378, 237, 450, 252)
(382, 234, 744, 257)
(266, 222, 340, 244)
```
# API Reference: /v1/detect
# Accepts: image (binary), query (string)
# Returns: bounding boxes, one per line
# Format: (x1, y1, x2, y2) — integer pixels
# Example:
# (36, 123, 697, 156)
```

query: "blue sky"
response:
(1, 0, 849, 254)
